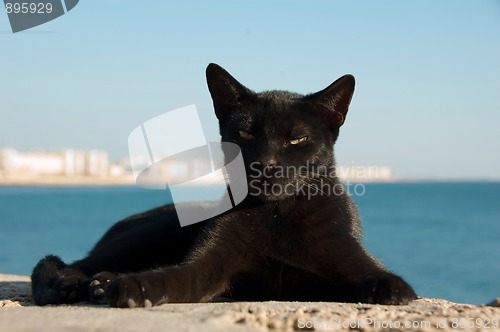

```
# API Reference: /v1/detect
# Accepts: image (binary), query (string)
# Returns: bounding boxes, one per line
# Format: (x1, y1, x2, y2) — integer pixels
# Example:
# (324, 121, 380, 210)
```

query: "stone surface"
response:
(1, 274, 499, 331)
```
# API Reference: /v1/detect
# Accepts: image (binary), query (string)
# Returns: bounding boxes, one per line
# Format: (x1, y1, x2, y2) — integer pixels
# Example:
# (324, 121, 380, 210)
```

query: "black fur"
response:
(31, 63, 417, 307)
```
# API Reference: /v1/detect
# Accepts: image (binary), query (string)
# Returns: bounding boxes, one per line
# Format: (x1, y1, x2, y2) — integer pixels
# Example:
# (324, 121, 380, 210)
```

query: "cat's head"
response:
(206, 63, 355, 202)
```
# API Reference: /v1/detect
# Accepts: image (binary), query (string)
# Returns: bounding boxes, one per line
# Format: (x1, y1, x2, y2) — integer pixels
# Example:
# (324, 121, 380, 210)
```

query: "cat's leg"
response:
(329, 240, 417, 305)
(273, 234, 417, 305)
(355, 271, 417, 305)
(31, 204, 206, 305)
(103, 220, 258, 307)
(31, 255, 89, 305)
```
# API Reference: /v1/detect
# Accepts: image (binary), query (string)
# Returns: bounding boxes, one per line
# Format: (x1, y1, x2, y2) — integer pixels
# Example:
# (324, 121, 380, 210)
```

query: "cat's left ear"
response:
(304, 74, 355, 127)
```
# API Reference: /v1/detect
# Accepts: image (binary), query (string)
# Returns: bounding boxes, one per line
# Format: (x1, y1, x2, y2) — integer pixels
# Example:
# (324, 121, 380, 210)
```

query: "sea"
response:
(0, 182, 498, 305)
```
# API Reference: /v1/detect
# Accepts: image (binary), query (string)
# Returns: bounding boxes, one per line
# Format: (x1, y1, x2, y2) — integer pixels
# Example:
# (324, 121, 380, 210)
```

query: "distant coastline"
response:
(2, 148, 498, 187)
(0, 175, 135, 187)
(0, 175, 498, 187)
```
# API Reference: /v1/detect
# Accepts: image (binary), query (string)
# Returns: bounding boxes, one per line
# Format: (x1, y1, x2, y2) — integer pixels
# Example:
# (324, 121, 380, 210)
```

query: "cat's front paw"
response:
(105, 273, 166, 308)
(89, 271, 117, 304)
(356, 273, 417, 305)
(31, 255, 89, 305)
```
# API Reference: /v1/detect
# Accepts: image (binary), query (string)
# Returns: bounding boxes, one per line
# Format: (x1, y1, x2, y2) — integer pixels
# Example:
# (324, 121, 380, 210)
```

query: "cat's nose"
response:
(262, 158, 277, 169)
(260, 158, 278, 176)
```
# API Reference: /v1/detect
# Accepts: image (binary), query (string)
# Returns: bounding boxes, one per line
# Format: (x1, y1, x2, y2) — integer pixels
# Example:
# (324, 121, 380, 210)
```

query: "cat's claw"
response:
(127, 299, 137, 308)
(93, 288, 105, 296)
(356, 272, 417, 305)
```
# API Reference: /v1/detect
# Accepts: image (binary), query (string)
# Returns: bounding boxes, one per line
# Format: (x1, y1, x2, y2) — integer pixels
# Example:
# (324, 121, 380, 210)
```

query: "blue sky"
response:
(1, 1, 499, 179)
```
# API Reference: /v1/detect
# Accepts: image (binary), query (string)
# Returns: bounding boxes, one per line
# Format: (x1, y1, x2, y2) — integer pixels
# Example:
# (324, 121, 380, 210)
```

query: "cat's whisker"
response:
(294, 178, 346, 215)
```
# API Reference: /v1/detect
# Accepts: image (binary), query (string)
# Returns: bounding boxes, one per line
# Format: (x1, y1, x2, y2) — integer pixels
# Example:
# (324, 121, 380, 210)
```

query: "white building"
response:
(0, 148, 111, 177)
(336, 165, 393, 182)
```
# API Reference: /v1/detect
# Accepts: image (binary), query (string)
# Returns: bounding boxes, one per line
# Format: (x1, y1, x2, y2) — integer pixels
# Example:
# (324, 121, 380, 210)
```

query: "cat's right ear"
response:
(206, 63, 252, 120)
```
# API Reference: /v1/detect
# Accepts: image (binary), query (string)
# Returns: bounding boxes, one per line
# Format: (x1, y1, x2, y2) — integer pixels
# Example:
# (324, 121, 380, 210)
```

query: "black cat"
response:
(31, 63, 417, 307)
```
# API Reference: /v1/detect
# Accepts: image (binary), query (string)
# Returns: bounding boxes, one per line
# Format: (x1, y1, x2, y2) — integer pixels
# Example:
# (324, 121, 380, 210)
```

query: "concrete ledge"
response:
(1, 274, 498, 331)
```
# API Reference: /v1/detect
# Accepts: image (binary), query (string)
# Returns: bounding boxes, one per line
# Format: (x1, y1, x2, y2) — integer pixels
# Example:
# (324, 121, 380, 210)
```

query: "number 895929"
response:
(5, 2, 53, 14)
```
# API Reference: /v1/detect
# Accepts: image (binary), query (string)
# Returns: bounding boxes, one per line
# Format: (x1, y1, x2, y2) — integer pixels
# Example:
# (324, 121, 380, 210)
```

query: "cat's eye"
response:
(289, 136, 309, 145)
(238, 131, 255, 140)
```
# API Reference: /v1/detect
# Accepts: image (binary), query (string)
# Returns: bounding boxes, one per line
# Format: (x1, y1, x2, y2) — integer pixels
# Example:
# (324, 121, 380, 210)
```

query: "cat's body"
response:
(31, 64, 417, 307)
